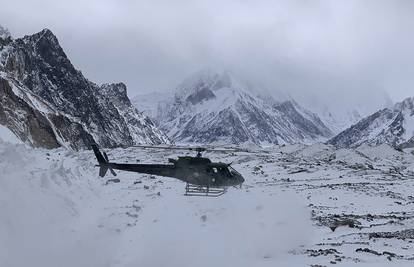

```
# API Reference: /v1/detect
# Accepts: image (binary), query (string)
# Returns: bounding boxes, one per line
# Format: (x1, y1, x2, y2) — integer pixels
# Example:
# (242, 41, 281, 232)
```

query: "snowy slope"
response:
(2, 141, 414, 266)
(0, 28, 169, 150)
(329, 97, 414, 148)
(0, 124, 22, 144)
(154, 70, 333, 146)
(132, 91, 172, 121)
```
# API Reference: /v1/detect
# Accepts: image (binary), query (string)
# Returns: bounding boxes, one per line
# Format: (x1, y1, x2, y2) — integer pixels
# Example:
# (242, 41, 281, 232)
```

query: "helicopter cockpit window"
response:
(218, 167, 231, 176)
(208, 167, 218, 173)
(228, 166, 241, 177)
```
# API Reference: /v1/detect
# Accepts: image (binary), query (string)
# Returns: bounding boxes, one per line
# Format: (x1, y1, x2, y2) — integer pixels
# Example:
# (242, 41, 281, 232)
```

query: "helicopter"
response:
(91, 144, 245, 197)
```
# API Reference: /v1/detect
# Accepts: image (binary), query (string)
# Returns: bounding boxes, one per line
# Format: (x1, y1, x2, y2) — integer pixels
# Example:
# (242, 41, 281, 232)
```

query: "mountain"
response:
(148, 70, 333, 145)
(329, 97, 414, 148)
(0, 27, 169, 150)
(132, 91, 171, 122)
(0, 25, 11, 46)
(287, 87, 393, 134)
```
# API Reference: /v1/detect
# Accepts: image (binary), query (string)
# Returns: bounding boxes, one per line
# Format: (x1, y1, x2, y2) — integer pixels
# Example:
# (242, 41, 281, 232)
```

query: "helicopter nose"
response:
(238, 174, 245, 184)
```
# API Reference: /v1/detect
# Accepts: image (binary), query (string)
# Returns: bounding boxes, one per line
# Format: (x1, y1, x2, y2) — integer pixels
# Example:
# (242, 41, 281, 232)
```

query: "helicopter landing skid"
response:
(184, 183, 227, 197)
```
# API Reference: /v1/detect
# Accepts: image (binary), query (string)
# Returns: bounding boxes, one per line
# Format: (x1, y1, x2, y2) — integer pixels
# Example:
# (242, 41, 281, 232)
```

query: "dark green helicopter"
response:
(91, 144, 245, 197)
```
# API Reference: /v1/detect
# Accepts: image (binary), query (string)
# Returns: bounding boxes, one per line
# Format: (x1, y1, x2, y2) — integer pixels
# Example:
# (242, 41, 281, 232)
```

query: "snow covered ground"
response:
(1, 139, 414, 267)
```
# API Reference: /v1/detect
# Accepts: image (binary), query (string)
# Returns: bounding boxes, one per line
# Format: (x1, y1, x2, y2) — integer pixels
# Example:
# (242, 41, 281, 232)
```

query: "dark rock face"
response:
(0, 77, 60, 148)
(0, 28, 169, 149)
(186, 87, 215, 105)
(329, 97, 414, 148)
(400, 136, 414, 149)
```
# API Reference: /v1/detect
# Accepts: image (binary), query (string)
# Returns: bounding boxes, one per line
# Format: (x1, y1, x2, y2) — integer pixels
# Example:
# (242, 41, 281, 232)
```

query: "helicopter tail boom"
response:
(91, 144, 116, 177)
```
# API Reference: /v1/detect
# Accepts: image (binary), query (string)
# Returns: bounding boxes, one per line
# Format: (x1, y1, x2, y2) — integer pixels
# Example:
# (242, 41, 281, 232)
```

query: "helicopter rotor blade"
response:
(132, 144, 243, 153)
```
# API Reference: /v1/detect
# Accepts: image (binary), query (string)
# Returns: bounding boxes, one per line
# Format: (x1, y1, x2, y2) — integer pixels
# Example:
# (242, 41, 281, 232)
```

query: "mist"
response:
(1, 0, 414, 102)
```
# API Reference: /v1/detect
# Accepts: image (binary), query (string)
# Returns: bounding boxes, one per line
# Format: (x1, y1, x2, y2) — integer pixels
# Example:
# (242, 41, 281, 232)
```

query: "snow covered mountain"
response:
(0, 27, 169, 150)
(287, 87, 393, 134)
(0, 25, 11, 45)
(329, 96, 414, 148)
(149, 70, 332, 145)
(132, 91, 171, 122)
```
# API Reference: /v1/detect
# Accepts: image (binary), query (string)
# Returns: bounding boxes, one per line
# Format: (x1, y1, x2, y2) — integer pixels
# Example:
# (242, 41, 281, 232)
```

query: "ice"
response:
(0, 124, 22, 144)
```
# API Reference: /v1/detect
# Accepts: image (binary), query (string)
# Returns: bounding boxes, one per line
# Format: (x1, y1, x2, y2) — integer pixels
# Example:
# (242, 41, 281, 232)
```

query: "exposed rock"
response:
(369, 229, 414, 240)
(106, 178, 121, 185)
(0, 28, 169, 149)
(314, 214, 362, 232)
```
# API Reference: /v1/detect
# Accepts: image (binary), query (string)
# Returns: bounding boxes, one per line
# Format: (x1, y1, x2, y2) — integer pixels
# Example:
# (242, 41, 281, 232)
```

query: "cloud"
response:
(1, 0, 414, 102)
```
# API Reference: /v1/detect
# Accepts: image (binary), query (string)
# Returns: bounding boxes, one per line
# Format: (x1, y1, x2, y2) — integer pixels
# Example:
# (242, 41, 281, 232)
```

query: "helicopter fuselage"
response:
(104, 158, 244, 187)
(92, 143, 245, 188)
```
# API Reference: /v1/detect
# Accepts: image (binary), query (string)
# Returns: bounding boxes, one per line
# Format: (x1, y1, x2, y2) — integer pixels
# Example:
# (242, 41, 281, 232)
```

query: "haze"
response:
(1, 0, 414, 102)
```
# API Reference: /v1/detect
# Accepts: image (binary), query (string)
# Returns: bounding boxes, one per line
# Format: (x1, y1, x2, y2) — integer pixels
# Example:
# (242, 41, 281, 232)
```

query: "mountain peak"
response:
(101, 82, 128, 95)
(0, 25, 11, 40)
(394, 96, 414, 113)
(329, 95, 414, 149)
(154, 71, 333, 145)
(175, 69, 244, 100)
(0, 28, 169, 149)
(100, 82, 130, 105)
(29, 28, 60, 46)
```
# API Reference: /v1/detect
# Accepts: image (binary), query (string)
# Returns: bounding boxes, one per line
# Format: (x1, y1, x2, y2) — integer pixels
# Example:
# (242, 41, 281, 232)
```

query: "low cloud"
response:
(1, 0, 414, 102)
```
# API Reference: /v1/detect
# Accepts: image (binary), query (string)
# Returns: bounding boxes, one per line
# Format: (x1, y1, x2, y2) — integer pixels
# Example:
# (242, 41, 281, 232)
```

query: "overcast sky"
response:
(1, 0, 414, 102)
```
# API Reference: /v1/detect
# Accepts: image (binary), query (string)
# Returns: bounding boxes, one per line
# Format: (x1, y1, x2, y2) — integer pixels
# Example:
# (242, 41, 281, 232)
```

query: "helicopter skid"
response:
(184, 183, 227, 197)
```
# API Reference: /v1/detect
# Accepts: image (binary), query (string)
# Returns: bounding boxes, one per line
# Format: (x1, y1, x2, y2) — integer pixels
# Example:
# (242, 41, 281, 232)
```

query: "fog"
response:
(1, 0, 414, 102)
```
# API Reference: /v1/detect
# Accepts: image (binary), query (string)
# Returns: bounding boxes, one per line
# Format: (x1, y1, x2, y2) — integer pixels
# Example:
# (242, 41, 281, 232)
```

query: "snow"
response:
(367, 112, 399, 141)
(357, 143, 403, 160)
(132, 91, 171, 120)
(0, 25, 11, 39)
(295, 142, 334, 160)
(2, 142, 414, 266)
(0, 124, 22, 144)
(403, 111, 414, 141)
(195, 87, 239, 113)
(330, 96, 414, 148)
(0, 143, 115, 267)
(334, 148, 371, 166)
(159, 76, 332, 145)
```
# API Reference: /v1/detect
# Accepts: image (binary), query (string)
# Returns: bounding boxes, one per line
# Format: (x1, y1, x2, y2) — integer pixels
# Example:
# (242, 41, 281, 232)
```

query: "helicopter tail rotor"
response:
(91, 144, 117, 177)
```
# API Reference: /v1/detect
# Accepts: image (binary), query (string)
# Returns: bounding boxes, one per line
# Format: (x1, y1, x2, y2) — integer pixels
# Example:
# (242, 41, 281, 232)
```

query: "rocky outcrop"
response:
(0, 28, 169, 149)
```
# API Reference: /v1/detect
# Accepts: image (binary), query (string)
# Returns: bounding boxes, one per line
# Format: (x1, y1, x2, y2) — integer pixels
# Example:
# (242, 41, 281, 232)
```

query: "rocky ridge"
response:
(0, 27, 169, 149)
